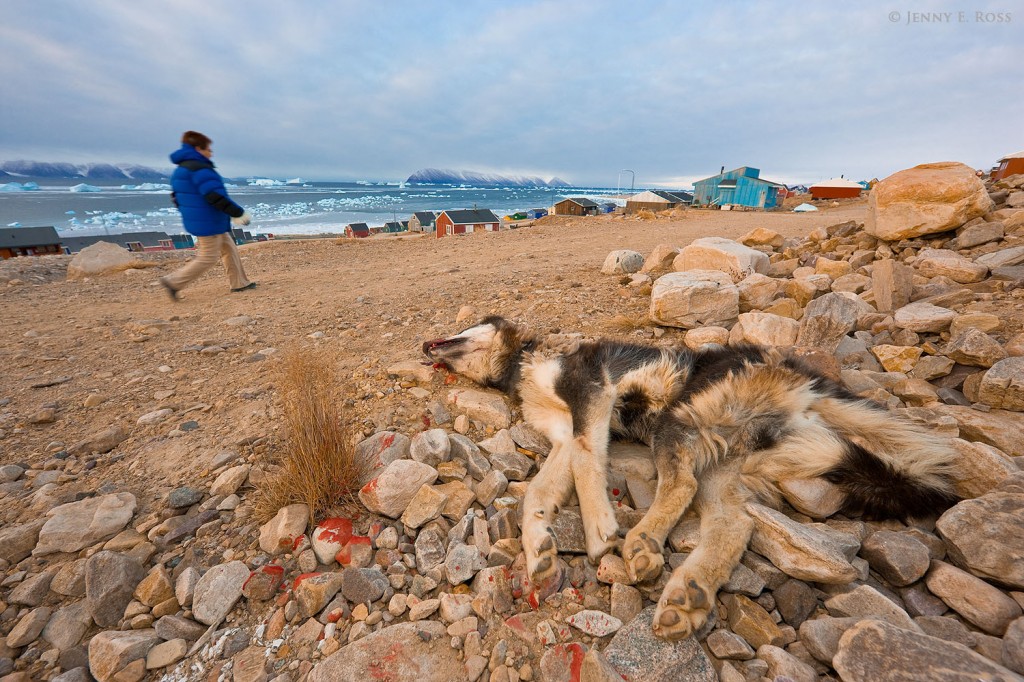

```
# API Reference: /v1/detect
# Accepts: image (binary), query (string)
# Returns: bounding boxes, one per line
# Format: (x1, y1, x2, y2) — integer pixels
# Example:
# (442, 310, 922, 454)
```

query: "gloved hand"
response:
(232, 211, 252, 227)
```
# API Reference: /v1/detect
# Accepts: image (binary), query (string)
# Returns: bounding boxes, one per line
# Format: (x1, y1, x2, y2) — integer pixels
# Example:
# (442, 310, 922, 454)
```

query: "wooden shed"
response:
(409, 212, 437, 233)
(435, 209, 500, 239)
(345, 223, 370, 238)
(625, 190, 693, 214)
(992, 151, 1024, 181)
(809, 178, 863, 200)
(0, 225, 62, 259)
(553, 197, 599, 216)
(692, 167, 786, 209)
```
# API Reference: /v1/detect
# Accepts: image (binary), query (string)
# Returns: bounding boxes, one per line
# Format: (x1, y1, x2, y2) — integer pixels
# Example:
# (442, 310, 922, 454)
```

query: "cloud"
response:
(1, 0, 1021, 186)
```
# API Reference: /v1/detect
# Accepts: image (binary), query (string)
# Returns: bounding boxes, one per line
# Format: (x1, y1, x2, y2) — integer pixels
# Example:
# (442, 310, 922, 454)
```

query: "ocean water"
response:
(0, 179, 625, 236)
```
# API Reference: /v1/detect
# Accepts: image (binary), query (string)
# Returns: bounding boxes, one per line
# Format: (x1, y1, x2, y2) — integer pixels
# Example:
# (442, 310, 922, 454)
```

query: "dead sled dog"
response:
(423, 316, 958, 641)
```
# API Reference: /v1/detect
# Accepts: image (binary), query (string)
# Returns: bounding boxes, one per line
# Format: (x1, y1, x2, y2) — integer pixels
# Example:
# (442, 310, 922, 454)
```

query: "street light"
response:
(617, 169, 635, 194)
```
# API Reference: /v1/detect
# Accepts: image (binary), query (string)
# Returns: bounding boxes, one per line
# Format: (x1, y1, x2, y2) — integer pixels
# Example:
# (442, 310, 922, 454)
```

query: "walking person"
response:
(159, 131, 256, 300)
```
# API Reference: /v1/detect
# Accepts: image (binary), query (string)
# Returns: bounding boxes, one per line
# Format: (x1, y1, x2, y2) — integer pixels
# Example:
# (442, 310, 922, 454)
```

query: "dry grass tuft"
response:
(255, 348, 365, 525)
(637, 208, 657, 220)
(605, 312, 650, 332)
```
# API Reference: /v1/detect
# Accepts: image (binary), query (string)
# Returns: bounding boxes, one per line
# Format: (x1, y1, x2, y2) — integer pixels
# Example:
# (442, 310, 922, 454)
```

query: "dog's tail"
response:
(814, 397, 960, 520)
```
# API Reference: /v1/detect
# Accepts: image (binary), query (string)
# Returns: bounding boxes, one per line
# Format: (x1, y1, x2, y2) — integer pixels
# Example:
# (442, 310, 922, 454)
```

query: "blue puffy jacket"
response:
(169, 145, 244, 236)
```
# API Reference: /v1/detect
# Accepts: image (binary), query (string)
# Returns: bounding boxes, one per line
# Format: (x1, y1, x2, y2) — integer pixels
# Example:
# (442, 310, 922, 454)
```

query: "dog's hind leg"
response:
(522, 440, 575, 585)
(623, 453, 698, 584)
(568, 383, 620, 563)
(653, 468, 754, 641)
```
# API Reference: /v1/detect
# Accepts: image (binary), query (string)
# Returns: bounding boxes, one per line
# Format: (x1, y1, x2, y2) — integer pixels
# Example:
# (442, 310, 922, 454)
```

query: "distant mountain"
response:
(407, 168, 571, 188)
(0, 160, 170, 180)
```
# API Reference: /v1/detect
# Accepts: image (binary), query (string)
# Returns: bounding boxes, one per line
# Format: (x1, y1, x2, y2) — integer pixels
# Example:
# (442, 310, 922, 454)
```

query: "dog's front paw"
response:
(584, 504, 619, 564)
(523, 520, 561, 585)
(652, 571, 714, 642)
(623, 529, 664, 583)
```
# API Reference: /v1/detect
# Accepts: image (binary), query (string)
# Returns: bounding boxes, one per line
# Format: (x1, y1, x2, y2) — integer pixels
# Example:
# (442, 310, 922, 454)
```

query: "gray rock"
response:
(42, 601, 92, 651)
(67, 424, 127, 456)
(509, 423, 551, 456)
(746, 503, 859, 583)
(914, 248, 989, 283)
(978, 358, 1024, 411)
(474, 469, 508, 507)
(309, 621, 466, 682)
(860, 530, 931, 586)
(471, 566, 514, 614)
(773, 579, 818, 628)
(258, 503, 309, 554)
(871, 259, 914, 313)
(936, 492, 1024, 590)
(154, 615, 207, 642)
(166, 486, 203, 509)
(924, 560, 1022, 635)
(448, 434, 491, 479)
(192, 560, 249, 625)
(824, 584, 918, 632)
(356, 431, 411, 478)
(415, 526, 447, 572)
(1003, 617, 1024, 675)
(358, 460, 438, 518)
(445, 542, 485, 585)
(602, 250, 645, 274)
(0, 519, 46, 564)
(706, 629, 755, 660)
(51, 668, 90, 682)
(88, 629, 161, 682)
(799, 616, 862, 664)
(833, 618, 1020, 682)
(8, 570, 53, 606)
(488, 450, 533, 481)
(34, 492, 137, 555)
(51, 559, 87, 597)
(85, 551, 144, 627)
(552, 507, 587, 554)
(410, 429, 451, 467)
(796, 292, 871, 352)
(757, 644, 817, 682)
(341, 567, 389, 604)
(893, 301, 956, 333)
(7, 606, 52, 647)
(914, 615, 977, 648)
(976, 245, 1024, 268)
(603, 605, 716, 682)
(945, 328, 1008, 368)
(649, 270, 740, 329)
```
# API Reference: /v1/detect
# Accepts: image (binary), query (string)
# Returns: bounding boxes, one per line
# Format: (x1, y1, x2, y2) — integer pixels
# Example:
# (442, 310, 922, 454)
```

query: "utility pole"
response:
(617, 169, 635, 193)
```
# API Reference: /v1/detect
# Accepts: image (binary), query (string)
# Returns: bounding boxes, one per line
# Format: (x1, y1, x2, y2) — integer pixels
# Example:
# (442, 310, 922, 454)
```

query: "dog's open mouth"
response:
(422, 337, 465, 354)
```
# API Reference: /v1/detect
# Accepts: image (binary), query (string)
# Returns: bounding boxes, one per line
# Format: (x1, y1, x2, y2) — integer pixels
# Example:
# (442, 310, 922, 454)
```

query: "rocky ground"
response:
(1, 164, 1023, 682)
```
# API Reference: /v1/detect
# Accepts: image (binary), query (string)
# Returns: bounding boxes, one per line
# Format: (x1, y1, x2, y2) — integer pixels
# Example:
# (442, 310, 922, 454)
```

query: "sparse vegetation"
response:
(255, 348, 365, 525)
(605, 312, 650, 332)
(637, 208, 657, 220)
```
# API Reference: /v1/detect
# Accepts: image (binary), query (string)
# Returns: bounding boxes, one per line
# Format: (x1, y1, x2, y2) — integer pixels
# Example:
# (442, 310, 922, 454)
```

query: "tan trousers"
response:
(164, 233, 252, 291)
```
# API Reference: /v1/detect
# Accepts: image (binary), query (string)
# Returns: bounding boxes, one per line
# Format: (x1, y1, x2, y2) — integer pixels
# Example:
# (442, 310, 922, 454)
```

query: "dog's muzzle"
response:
(422, 337, 465, 355)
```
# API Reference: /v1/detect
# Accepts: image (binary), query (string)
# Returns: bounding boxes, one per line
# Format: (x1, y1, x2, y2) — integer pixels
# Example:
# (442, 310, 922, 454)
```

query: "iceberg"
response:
(793, 202, 818, 212)
(286, 177, 305, 185)
(70, 183, 102, 192)
(1, 182, 24, 192)
(248, 178, 284, 187)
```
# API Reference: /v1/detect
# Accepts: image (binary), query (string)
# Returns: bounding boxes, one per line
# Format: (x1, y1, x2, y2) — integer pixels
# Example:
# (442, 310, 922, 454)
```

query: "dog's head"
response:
(422, 315, 524, 387)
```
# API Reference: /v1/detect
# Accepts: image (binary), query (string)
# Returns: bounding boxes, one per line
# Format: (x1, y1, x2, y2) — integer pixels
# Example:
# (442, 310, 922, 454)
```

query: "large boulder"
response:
(309, 621, 466, 682)
(650, 270, 739, 329)
(676, 237, 770, 283)
(866, 162, 994, 241)
(66, 241, 137, 280)
(34, 493, 137, 556)
(978, 358, 1024, 411)
(935, 490, 1024, 590)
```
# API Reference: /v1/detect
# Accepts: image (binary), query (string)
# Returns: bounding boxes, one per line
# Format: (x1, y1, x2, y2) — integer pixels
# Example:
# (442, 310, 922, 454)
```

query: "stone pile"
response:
(0, 162, 1022, 682)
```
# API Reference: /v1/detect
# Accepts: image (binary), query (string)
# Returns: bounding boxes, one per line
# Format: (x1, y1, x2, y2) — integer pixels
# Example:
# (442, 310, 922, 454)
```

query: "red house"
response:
(992, 151, 1024, 181)
(434, 209, 500, 239)
(345, 223, 370, 238)
(808, 178, 863, 200)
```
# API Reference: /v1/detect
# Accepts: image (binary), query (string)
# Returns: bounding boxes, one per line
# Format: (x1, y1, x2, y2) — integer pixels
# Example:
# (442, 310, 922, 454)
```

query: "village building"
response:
(809, 178, 863, 200)
(408, 211, 437, 233)
(0, 225, 62, 259)
(526, 208, 548, 219)
(625, 190, 693, 215)
(345, 223, 370, 238)
(992, 151, 1024, 181)
(434, 209, 500, 239)
(692, 167, 786, 209)
(381, 221, 406, 233)
(59, 231, 184, 254)
(552, 197, 600, 216)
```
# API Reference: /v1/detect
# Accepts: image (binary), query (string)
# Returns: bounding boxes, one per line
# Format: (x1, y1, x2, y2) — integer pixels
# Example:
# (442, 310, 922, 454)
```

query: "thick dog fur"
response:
(423, 316, 959, 641)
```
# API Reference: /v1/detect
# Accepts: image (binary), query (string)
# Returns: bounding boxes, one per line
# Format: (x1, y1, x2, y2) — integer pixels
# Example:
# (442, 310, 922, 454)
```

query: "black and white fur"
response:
(423, 316, 958, 641)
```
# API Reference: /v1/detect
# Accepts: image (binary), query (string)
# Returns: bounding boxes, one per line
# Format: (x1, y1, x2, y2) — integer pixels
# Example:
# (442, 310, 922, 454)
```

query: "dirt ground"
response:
(0, 202, 869, 522)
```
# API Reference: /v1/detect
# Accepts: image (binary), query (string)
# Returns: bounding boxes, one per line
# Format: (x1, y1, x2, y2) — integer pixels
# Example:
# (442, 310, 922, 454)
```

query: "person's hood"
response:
(169, 144, 215, 167)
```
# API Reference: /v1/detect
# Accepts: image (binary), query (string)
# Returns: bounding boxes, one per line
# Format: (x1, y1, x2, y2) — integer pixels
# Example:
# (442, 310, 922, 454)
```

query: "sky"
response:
(1, 1, 1022, 188)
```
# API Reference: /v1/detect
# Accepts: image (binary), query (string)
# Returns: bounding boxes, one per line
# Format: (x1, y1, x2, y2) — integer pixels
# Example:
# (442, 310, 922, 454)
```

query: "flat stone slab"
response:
(309, 621, 467, 682)
(603, 606, 717, 682)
